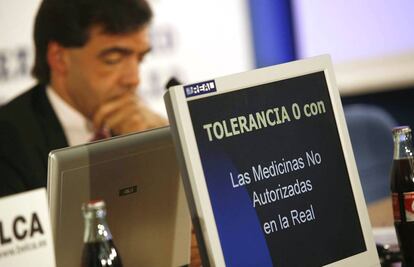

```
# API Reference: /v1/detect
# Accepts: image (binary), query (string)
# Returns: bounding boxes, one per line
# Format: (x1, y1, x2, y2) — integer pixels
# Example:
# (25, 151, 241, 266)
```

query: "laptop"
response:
(47, 126, 191, 267)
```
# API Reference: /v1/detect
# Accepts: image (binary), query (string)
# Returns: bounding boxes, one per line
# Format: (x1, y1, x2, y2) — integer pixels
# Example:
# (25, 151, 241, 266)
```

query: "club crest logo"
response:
(184, 80, 217, 98)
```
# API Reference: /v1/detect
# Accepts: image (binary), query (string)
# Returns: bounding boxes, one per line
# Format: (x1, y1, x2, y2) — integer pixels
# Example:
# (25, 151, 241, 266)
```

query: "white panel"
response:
(0, 0, 41, 104)
(291, 0, 414, 94)
(141, 0, 254, 115)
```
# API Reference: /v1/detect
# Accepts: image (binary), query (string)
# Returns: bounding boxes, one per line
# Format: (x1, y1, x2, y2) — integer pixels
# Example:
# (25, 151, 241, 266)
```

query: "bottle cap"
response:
(82, 199, 106, 214)
(392, 126, 411, 134)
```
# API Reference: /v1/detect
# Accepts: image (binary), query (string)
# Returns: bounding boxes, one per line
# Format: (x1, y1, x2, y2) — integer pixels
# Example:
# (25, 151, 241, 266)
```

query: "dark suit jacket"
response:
(0, 84, 68, 197)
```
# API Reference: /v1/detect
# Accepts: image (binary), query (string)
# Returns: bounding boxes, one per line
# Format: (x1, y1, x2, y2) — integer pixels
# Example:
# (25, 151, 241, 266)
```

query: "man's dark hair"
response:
(32, 0, 152, 84)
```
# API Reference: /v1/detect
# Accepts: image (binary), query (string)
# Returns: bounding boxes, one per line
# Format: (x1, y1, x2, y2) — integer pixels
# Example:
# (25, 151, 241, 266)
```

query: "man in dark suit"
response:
(0, 0, 166, 197)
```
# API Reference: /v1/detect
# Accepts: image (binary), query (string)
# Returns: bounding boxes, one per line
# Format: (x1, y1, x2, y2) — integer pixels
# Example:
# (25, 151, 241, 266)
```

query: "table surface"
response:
(368, 197, 393, 228)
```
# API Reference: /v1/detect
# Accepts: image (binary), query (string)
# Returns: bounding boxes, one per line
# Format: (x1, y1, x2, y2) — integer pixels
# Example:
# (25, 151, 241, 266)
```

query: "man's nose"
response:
(121, 60, 140, 89)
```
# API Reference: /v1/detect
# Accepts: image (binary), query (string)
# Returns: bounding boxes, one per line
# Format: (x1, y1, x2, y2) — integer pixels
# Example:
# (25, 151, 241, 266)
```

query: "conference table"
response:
(368, 197, 402, 267)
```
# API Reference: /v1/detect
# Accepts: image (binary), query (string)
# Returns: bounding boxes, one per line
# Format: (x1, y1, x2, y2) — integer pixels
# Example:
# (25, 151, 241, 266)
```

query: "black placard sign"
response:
(186, 71, 365, 266)
(165, 56, 379, 267)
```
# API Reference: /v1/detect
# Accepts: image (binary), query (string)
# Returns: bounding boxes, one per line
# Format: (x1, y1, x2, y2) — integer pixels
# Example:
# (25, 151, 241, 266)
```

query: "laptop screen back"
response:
(47, 127, 191, 267)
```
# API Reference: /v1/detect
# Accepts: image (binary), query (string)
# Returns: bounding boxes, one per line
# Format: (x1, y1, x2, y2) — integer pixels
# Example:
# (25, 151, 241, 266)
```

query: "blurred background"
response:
(1, 0, 414, 120)
(1, 0, 413, 204)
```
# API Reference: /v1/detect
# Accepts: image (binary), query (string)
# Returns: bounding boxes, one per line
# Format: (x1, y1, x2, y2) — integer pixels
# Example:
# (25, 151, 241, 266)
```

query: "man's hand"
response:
(190, 228, 202, 267)
(93, 93, 168, 135)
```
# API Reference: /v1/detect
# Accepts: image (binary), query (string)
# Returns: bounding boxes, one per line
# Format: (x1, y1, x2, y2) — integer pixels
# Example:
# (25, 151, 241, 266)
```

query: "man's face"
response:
(63, 25, 151, 119)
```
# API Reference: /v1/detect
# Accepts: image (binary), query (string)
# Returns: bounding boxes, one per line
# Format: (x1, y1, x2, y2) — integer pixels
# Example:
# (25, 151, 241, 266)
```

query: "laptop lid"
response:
(47, 126, 191, 267)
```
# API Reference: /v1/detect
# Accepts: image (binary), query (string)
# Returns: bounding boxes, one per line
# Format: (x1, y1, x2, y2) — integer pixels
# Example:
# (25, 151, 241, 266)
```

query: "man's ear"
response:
(47, 41, 68, 75)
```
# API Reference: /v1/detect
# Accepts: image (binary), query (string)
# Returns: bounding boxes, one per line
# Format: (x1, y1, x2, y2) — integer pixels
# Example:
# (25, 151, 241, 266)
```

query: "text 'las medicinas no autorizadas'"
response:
(210, 100, 328, 235)
(229, 149, 323, 235)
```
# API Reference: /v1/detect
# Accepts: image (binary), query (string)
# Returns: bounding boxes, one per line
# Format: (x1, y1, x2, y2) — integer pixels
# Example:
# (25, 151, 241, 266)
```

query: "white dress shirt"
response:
(46, 86, 94, 146)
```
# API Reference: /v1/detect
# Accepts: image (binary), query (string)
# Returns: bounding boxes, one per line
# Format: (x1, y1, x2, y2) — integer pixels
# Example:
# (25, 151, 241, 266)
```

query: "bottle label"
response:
(392, 193, 401, 222)
(404, 192, 414, 222)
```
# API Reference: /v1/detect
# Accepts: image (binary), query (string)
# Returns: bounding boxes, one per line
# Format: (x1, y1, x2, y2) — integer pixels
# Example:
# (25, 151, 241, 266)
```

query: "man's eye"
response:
(138, 54, 147, 63)
(101, 53, 123, 64)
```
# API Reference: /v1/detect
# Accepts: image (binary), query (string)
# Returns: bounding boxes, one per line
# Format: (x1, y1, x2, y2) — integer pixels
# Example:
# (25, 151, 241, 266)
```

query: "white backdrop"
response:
(291, 0, 414, 95)
(0, 0, 254, 115)
(0, 0, 41, 104)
